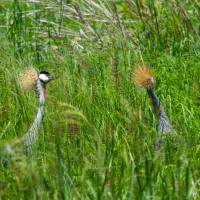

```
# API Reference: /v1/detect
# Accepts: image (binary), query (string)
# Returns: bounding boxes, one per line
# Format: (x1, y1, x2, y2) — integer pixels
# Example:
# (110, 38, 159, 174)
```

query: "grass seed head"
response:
(19, 68, 38, 91)
(133, 64, 154, 89)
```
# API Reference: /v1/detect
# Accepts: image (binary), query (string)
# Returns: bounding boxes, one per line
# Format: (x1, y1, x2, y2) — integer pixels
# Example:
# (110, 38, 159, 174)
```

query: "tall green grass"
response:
(0, 0, 200, 199)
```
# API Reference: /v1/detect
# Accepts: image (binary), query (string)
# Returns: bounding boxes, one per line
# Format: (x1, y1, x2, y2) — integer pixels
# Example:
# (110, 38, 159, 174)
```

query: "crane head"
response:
(39, 71, 58, 84)
(133, 64, 154, 89)
(38, 71, 58, 98)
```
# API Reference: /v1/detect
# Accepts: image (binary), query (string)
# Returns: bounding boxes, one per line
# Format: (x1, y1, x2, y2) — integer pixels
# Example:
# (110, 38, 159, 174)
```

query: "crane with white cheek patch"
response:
(20, 70, 58, 155)
(0, 69, 58, 166)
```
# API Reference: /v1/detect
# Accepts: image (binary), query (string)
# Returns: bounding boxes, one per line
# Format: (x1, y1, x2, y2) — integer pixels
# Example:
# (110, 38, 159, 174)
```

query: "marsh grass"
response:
(0, 0, 200, 199)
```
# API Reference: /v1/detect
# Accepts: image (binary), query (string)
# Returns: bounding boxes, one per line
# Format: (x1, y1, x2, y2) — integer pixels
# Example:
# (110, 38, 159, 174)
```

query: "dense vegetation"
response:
(0, 0, 200, 199)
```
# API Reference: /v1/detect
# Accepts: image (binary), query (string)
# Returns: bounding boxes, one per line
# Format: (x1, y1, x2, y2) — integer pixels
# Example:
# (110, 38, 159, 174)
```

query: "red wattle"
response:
(43, 88, 47, 99)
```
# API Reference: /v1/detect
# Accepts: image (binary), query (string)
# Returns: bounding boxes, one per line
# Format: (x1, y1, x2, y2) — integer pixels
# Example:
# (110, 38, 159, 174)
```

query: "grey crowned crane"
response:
(19, 69, 58, 155)
(1, 69, 57, 166)
(133, 65, 178, 147)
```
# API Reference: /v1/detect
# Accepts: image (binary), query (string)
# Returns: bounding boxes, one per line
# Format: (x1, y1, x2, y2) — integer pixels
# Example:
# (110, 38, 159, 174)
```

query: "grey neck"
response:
(147, 88, 176, 135)
(23, 79, 45, 155)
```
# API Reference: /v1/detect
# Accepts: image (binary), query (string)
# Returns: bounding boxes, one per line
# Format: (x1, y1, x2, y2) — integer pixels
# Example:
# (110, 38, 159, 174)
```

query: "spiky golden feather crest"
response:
(133, 64, 154, 89)
(19, 68, 38, 91)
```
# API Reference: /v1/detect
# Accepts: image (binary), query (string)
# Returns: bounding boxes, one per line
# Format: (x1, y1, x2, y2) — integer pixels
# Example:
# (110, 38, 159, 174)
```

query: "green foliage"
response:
(0, 0, 200, 199)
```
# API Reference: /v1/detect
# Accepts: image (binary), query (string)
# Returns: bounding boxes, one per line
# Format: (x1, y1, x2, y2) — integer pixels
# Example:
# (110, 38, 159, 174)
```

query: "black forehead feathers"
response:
(39, 71, 50, 75)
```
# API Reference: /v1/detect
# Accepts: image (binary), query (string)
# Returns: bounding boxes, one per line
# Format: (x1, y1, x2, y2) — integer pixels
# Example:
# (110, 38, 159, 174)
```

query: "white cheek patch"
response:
(39, 74, 49, 82)
(150, 77, 154, 84)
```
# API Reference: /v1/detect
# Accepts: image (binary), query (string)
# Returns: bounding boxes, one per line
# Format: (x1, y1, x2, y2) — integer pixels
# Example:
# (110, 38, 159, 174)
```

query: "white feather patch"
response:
(38, 74, 49, 82)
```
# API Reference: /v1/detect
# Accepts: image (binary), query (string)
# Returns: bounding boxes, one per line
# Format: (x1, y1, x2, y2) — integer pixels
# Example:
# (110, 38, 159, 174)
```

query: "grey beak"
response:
(49, 76, 59, 81)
